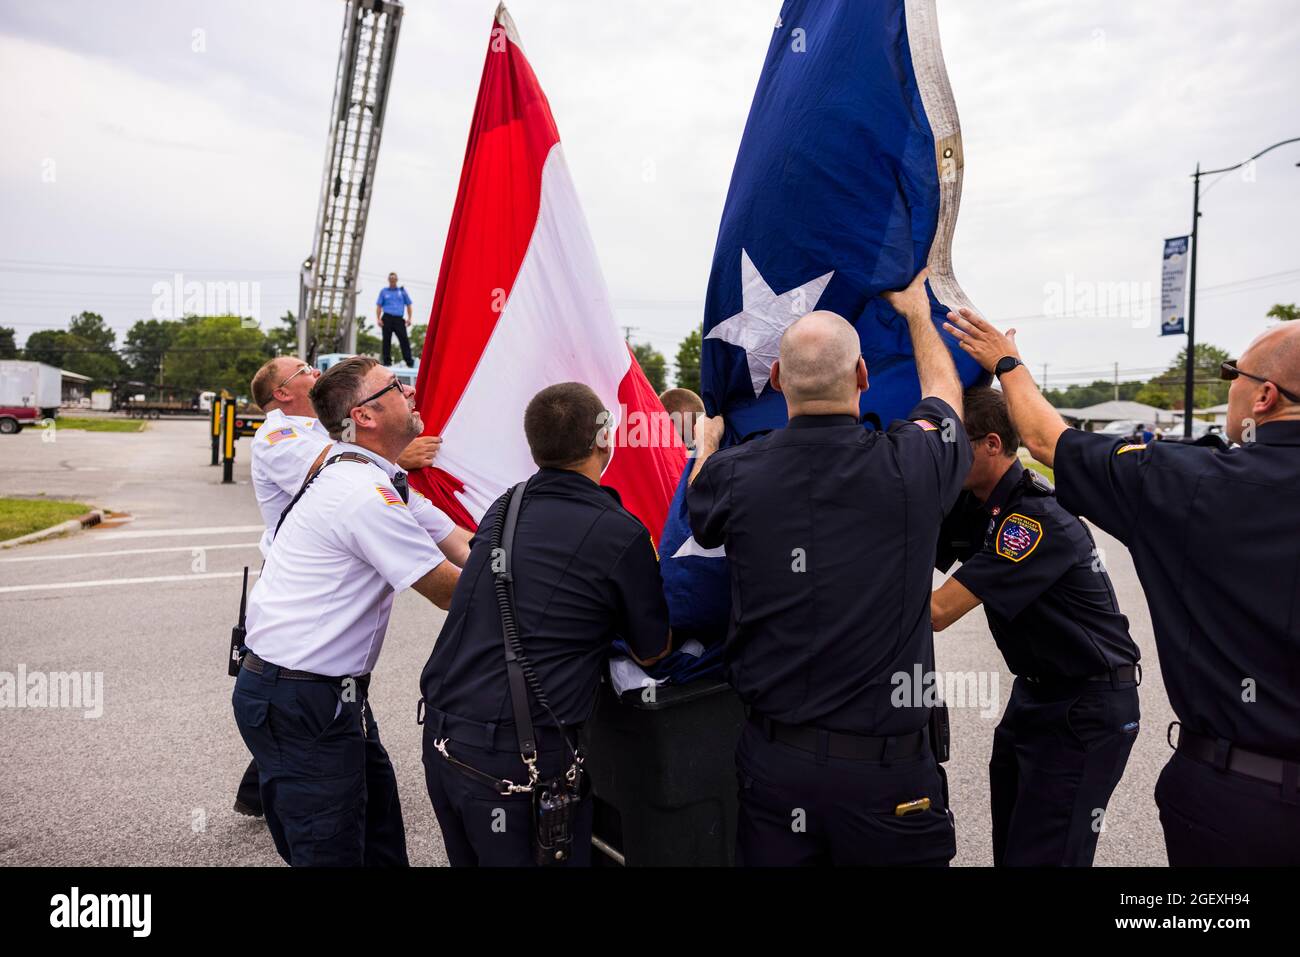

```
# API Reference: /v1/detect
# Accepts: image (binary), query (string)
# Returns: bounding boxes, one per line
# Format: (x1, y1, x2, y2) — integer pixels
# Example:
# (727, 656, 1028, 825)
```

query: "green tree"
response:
(674, 328, 701, 393)
(409, 324, 427, 362)
(67, 311, 117, 353)
(21, 329, 69, 367)
(123, 319, 181, 384)
(0, 326, 16, 359)
(265, 311, 299, 356)
(354, 315, 382, 359)
(1142, 342, 1231, 410)
(162, 315, 272, 397)
(1267, 303, 1298, 322)
(632, 342, 668, 393)
(1044, 379, 1145, 410)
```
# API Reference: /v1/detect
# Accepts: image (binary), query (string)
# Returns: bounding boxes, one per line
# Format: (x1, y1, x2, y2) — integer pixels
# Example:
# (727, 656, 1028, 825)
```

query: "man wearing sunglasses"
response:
(233, 356, 462, 866)
(944, 312, 1300, 866)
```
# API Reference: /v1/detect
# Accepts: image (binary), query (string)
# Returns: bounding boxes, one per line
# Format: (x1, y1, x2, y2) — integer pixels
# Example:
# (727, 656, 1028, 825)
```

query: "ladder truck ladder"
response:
(298, 0, 404, 362)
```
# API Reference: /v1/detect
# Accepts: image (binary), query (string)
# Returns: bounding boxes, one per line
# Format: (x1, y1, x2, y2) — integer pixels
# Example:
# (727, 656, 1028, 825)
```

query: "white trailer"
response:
(0, 360, 63, 417)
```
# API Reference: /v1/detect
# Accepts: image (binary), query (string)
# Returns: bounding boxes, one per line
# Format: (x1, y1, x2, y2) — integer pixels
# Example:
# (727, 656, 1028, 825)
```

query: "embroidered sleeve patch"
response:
(912, 419, 938, 432)
(375, 484, 407, 507)
(996, 513, 1043, 562)
(265, 428, 297, 445)
(1115, 443, 1146, 455)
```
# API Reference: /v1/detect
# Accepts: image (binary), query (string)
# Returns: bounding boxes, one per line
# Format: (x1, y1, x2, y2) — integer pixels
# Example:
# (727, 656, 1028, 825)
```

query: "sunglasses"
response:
(275, 363, 312, 392)
(357, 375, 404, 409)
(1219, 360, 1300, 403)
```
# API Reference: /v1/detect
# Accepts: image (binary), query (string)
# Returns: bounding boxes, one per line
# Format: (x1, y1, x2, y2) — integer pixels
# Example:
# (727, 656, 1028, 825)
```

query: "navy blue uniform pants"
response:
(421, 720, 592, 867)
(1156, 750, 1300, 866)
(232, 664, 408, 866)
(235, 758, 261, 811)
(734, 720, 956, 866)
(990, 679, 1139, 866)
(380, 314, 413, 367)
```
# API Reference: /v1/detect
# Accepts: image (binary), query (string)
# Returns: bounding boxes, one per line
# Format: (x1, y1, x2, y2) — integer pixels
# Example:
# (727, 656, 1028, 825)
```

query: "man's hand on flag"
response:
(943, 308, 1020, 374)
(694, 415, 725, 453)
(397, 435, 443, 470)
(880, 267, 931, 322)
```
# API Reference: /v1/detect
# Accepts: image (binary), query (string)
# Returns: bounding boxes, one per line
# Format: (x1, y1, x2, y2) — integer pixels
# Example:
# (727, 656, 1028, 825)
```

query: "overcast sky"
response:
(2, 0, 1297, 388)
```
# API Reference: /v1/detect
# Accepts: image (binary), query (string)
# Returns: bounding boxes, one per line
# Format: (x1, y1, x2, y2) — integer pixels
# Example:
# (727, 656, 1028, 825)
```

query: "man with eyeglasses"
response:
(945, 311, 1300, 866)
(376, 272, 415, 367)
(931, 385, 1141, 866)
(233, 356, 462, 866)
(236, 356, 467, 827)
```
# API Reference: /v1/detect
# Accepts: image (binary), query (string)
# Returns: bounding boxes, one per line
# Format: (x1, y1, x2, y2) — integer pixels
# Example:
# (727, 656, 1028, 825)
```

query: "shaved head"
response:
(775, 311, 864, 407)
(1245, 322, 1300, 391)
(1225, 322, 1300, 441)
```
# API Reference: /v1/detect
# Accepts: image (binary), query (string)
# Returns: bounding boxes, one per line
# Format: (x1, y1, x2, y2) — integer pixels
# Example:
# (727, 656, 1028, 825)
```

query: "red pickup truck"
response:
(0, 405, 40, 434)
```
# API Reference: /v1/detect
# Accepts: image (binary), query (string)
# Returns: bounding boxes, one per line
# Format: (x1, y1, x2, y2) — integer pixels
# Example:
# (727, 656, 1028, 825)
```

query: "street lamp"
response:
(1183, 136, 1300, 437)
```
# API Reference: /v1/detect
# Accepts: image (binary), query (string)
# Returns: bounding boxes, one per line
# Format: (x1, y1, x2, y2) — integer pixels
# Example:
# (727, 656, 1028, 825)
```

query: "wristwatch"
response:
(994, 356, 1024, 379)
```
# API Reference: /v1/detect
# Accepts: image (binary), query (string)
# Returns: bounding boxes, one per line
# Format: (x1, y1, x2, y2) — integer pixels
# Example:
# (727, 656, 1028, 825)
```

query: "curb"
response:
(0, 509, 104, 550)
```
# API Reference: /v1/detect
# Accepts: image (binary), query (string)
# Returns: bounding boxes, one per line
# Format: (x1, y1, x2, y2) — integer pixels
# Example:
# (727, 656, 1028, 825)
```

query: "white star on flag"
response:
(705, 249, 835, 396)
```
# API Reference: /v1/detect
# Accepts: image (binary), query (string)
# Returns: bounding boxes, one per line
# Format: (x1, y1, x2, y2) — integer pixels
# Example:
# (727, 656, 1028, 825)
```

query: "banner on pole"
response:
(1160, 235, 1190, 336)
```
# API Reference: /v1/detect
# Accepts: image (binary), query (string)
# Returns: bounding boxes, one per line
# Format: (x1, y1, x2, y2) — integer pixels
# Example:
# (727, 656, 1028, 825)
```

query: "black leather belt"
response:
(242, 651, 369, 692)
(1021, 663, 1141, 690)
(751, 713, 926, 762)
(1169, 723, 1300, 792)
(417, 700, 578, 753)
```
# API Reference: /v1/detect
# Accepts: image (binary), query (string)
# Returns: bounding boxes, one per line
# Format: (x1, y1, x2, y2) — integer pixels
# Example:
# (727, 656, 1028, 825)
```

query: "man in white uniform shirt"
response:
(233, 356, 460, 867)
(231, 357, 471, 820)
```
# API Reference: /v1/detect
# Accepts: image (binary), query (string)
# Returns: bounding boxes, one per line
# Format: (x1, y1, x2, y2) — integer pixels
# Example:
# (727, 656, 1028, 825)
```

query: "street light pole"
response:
(1182, 136, 1300, 438)
(1184, 163, 1200, 437)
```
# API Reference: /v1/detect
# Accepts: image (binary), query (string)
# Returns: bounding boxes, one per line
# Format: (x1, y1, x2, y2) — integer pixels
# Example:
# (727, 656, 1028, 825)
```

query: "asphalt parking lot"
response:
(0, 418, 1174, 866)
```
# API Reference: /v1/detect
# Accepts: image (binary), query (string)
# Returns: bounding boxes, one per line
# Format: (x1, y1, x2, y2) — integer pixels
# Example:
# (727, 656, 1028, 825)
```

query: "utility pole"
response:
(622, 325, 637, 343)
(1181, 136, 1299, 437)
(1114, 361, 1119, 401)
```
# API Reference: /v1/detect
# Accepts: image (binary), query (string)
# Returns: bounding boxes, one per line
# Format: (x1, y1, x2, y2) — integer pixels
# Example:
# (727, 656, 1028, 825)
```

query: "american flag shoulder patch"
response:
(375, 484, 406, 507)
(996, 513, 1043, 562)
(265, 428, 297, 445)
(912, 419, 938, 432)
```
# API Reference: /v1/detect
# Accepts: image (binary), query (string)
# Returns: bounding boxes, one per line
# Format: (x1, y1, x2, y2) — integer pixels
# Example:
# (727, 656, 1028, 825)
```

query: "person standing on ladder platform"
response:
(376, 272, 415, 367)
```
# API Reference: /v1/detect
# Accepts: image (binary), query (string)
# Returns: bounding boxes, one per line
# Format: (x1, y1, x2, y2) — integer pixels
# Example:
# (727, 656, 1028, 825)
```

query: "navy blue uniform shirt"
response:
(687, 396, 971, 736)
(940, 461, 1139, 680)
(420, 468, 670, 729)
(1055, 423, 1300, 759)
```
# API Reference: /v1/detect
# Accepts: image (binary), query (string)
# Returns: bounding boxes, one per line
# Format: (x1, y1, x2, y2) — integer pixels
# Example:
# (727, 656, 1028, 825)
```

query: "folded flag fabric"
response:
(661, 0, 984, 644)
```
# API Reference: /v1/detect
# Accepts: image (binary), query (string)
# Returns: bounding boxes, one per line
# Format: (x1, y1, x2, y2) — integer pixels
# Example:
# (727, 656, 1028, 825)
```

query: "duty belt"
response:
(242, 651, 369, 692)
(751, 713, 926, 762)
(1169, 723, 1300, 793)
(1021, 663, 1141, 691)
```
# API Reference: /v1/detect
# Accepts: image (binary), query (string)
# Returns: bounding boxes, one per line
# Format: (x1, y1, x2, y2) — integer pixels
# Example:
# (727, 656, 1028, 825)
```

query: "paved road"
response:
(0, 419, 1173, 865)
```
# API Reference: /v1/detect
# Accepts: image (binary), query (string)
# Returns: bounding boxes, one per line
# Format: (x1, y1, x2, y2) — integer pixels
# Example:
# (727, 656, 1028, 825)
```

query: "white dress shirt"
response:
(245, 442, 446, 677)
(250, 408, 332, 556)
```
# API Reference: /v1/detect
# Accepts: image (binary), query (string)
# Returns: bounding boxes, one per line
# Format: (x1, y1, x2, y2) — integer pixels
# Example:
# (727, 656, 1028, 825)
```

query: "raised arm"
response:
(882, 268, 963, 419)
(943, 309, 1067, 467)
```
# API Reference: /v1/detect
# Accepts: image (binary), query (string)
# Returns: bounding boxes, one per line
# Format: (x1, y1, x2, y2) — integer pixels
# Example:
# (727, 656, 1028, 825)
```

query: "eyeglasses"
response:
(357, 375, 403, 409)
(1219, 360, 1300, 403)
(590, 409, 613, 449)
(967, 432, 989, 443)
(276, 363, 312, 392)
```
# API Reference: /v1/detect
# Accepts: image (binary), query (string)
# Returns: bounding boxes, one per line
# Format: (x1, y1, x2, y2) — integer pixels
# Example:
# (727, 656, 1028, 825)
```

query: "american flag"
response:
(375, 484, 405, 507)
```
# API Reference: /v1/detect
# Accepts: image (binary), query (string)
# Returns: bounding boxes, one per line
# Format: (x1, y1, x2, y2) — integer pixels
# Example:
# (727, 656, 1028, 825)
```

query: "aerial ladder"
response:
(298, 0, 404, 362)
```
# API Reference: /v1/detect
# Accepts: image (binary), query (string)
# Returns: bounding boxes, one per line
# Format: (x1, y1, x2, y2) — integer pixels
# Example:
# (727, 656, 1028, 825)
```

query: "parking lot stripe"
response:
(0, 542, 262, 564)
(89, 525, 264, 541)
(0, 570, 260, 594)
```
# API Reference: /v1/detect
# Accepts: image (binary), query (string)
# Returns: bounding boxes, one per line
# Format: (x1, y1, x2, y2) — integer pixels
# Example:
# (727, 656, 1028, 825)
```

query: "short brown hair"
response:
(310, 355, 378, 439)
(524, 382, 606, 469)
(251, 357, 287, 411)
(658, 388, 705, 417)
(963, 385, 1020, 456)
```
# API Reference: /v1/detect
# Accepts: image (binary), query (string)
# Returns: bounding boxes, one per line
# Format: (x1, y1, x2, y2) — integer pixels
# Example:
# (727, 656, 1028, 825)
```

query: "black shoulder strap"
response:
(491, 482, 578, 773)
(273, 450, 376, 539)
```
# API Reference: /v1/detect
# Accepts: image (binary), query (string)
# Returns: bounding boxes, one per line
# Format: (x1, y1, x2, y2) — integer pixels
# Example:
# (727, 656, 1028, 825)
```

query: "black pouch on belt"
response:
(928, 700, 951, 764)
(227, 566, 250, 677)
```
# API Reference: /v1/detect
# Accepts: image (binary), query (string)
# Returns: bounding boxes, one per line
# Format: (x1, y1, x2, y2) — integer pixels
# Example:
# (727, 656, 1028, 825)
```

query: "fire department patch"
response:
(996, 513, 1043, 562)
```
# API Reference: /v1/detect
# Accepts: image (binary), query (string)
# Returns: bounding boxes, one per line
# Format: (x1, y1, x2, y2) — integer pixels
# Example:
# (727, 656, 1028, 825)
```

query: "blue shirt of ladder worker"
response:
(377, 285, 412, 317)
